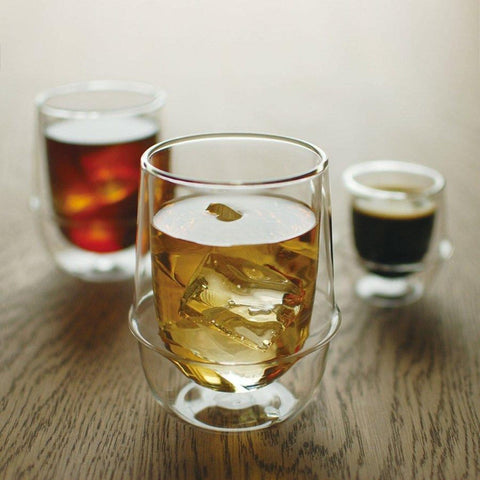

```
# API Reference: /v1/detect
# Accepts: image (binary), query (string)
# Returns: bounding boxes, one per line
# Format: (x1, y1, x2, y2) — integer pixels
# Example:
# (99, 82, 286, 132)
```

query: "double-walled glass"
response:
(129, 133, 341, 432)
(343, 160, 453, 307)
(32, 81, 166, 281)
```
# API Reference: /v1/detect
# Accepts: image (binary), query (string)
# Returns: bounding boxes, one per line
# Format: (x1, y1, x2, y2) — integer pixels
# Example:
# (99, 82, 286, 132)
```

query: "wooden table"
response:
(2, 127, 479, 480)
(1, 1, 479, 478)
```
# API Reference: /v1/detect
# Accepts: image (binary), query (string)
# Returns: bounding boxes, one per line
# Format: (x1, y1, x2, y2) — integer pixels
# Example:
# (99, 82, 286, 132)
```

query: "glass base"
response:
(132, 292, 341, 433)
(53, 246, 135, 282)
(355, 274, 424, 307)
(168, 381, 297, 432)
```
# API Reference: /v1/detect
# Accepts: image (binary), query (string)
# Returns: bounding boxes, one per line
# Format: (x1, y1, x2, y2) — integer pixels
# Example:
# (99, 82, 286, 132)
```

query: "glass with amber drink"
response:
(32, 81, 166, 281)
(129, 133, 341, 432)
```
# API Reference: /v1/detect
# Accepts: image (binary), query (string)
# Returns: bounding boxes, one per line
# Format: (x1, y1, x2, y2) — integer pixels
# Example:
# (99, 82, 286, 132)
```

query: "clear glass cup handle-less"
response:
(32, 81, 166, 282)
(129, 133, 341, 432)
(343, 160, 453, 307)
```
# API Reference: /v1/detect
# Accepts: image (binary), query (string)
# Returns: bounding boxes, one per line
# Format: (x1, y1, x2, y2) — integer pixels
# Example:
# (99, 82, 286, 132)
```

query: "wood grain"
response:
(1, 145, 479, 479)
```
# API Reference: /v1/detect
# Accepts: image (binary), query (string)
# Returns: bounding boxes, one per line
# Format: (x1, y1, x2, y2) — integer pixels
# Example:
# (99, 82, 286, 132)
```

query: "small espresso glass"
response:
(343, 160, 452, 307)
(32, 80, 166, 281)
(129, 133, 341, 432)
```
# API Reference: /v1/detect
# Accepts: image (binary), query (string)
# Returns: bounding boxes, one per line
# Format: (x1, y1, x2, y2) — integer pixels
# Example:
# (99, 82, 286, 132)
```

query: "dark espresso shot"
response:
(352, 196, 436, 278)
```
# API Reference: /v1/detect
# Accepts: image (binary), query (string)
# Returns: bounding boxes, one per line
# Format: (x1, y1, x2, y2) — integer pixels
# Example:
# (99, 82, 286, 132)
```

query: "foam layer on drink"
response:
(152, 195, 317, 246)
(354, 196, 435, 219)
(46, 117, 158, 145)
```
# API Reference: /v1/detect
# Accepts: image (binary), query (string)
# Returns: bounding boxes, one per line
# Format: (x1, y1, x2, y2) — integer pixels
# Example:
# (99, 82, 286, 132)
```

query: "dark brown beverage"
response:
(352, 192, 435, 277)
(46, 117, 159, 253)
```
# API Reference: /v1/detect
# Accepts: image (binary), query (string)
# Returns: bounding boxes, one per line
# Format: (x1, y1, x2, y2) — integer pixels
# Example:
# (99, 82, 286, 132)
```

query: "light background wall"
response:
(1, 0, 478, 218)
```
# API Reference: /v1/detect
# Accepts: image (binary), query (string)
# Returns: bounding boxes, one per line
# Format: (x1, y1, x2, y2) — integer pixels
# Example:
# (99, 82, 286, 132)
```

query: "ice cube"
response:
(57, 187, 96, 216)
(179, 253, 305, 350)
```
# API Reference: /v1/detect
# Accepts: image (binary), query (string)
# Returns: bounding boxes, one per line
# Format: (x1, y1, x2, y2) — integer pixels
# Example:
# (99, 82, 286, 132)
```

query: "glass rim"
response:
(141, 132, 329, 188)
(129, 300, 341, 367)
(35, 80, 166, 119)
(343, 160, 445, 200)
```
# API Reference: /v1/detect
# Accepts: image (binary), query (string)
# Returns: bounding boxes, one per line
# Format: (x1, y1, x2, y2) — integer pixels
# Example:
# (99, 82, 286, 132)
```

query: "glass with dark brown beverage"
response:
(129, 133, 341, 431)
(32, 81, 166, 281)
(343, 161, 452, 307)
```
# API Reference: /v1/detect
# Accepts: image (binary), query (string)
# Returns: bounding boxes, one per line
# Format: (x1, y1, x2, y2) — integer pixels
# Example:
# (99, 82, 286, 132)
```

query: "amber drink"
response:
(151, 195, 319, 392)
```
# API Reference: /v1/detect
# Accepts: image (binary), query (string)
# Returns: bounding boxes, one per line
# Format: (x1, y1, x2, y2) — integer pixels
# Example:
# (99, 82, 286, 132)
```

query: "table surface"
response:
(1, 2, 479, 479)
